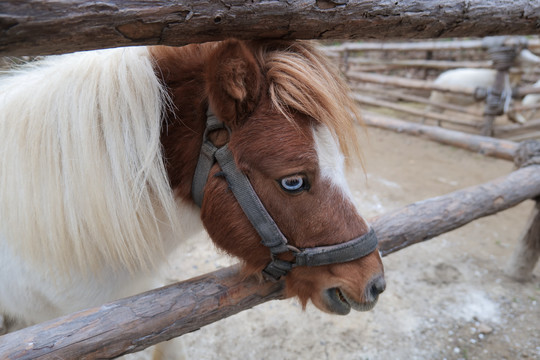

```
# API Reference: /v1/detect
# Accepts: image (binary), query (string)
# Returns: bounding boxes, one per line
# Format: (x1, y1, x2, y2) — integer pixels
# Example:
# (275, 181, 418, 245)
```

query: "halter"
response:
(191, 108, 378, 281)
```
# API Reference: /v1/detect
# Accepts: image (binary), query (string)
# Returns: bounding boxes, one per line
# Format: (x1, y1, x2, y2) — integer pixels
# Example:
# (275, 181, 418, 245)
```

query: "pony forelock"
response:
(0, 47, 180, 275)
(261, 41, 363, 167)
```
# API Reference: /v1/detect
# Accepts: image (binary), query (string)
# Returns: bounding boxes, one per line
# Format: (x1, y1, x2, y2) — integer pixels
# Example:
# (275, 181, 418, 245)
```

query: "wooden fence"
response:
(1, 1, 540, 359)
(1, 132, 539, 357)
(324, 36, 540, 139)
(1, 0, 540, 56)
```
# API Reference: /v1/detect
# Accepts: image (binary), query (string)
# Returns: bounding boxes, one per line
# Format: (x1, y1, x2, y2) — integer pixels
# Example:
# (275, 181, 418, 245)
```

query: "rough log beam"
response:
(348, 71, 477, 96)
(343, 58, 493, 70)
(1, 0, 540, 56)
(495, 119, 540, 135)
(352, 84, 482, 116)
(506, 200, 540, 281)
(363, 112, 518, 160)
(515, 86, 540, 97)
(325, 38, 540, 53)
(2, 161, 540, 358)
(0, 265, 286, 359)
(375, 164, 540, 255)
(354, 93, 482, 128)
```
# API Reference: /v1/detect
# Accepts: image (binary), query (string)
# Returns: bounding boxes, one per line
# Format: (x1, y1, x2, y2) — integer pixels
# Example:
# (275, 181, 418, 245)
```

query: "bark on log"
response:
(505, 200, 540, 281)
(2, 0, 540, 56)
(363, 112, 518, 160)
(0, 265, 285, 359)
(2, 163, 540, 358)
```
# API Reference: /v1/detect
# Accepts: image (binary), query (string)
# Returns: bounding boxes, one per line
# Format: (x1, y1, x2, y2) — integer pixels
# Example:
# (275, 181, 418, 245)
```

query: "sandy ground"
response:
(138, 125, 539, 360)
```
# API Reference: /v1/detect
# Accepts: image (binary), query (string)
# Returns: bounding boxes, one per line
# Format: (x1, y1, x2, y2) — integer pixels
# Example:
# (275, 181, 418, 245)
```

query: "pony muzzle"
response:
(323, 274, 386, 315)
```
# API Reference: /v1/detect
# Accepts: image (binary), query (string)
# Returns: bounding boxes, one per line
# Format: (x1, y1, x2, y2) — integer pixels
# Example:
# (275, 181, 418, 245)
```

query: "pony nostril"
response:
(367, 275, 386, 300)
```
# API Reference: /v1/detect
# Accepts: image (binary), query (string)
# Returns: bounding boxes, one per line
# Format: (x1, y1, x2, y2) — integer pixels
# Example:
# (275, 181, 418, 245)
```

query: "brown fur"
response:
(152, 39, 383, 313)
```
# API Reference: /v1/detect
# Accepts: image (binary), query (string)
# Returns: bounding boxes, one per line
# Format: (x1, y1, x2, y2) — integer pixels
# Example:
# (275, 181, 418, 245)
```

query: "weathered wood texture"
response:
(506, 200, 540, 281)
(2, 162, 540, 359)
(363, 112, 518, 160)
(2, 0, 540, 56)
(0, 265, 285, 359)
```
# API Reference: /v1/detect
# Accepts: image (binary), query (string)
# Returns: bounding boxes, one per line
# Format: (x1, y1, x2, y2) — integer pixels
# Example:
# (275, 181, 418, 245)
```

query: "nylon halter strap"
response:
(191, 108, 379, 281)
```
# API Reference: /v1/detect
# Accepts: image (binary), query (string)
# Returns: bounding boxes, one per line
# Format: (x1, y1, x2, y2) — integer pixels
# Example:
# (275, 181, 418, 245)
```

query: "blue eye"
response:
(279, 175, 309, 194)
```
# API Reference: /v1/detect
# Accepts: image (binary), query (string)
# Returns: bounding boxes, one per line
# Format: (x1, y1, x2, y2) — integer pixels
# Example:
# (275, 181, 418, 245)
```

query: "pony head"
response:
(159, 40, 385, 314)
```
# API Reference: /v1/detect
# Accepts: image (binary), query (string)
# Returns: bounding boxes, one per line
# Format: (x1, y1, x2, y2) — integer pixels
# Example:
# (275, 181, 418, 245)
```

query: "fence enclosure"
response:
(1, 1, 540, 359)
(324, 37, 540, 139)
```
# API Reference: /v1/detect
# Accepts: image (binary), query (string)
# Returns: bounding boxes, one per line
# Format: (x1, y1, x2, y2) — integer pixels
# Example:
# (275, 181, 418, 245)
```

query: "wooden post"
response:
(506, 140, 540, 280)
(481, 39, 522, 136)
(481, 70, 508, 136)
(506, 200, 540, 281)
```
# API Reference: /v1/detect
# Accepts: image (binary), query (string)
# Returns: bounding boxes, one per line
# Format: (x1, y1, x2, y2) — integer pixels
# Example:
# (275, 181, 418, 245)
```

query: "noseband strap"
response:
(192, 108, 378, 281)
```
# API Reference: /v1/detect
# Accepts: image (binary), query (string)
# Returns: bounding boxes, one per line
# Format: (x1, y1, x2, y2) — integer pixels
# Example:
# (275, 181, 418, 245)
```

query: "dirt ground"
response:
(142, 124, 539, 360)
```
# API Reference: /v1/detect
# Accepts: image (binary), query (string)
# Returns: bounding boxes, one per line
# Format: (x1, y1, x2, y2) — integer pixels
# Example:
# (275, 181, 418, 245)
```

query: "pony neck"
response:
(150, 45, 212, 202)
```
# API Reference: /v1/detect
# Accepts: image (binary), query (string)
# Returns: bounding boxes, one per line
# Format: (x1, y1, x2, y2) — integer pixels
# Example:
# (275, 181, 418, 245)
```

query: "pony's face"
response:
(201, 106, 384, 314)
(198, 40, 384, 315)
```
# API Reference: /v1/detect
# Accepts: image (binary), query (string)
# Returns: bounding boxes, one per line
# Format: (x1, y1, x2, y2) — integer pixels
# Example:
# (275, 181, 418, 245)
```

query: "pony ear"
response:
(205, 39, 263, 128)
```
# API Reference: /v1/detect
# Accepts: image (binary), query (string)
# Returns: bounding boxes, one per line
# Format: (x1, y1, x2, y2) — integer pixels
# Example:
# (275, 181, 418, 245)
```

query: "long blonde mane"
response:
(0, 41, 360, 276)
(0, 47, 179, 274)
(260, 41, 363, 167)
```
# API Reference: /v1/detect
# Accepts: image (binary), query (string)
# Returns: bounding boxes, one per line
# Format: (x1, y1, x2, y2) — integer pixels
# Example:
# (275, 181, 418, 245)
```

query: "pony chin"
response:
(283, 252, 385, 316)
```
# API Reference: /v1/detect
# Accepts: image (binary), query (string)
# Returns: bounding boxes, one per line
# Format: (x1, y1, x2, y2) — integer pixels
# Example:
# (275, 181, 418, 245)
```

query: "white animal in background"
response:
(427, 49, 540, 124)
(521, 79, 540, 121)
(429, 68, 513, 107)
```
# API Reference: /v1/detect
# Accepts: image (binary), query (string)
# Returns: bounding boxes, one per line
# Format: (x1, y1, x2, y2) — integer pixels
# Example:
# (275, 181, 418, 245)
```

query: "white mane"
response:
(0, 47, 181, 274)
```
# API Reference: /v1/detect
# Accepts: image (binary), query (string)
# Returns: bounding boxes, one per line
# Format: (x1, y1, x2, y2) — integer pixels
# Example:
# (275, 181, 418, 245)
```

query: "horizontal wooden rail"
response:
(2, 160, 540, 358)
(2, 0, 540, 56)
(348, 71, 477, 97)
(515, 85, 540, 97)
(352, 84, 483, 116)
(0, 265, 285, 359)
(363, 112, 518, 160)
(354, 94, 481, 128)
(342, 58, 493, 70)
(325, 37, 540, 53)
(375, 164, 540, 254)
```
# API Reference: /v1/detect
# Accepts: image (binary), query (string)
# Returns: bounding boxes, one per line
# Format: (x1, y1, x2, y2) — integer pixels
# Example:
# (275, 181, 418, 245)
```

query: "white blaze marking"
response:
(312, 125, 354, 200)
(313, 126, 382, 263)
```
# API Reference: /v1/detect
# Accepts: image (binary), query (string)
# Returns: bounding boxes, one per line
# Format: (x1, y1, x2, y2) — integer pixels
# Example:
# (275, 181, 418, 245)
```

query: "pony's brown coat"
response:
(152, 39, 383, 311)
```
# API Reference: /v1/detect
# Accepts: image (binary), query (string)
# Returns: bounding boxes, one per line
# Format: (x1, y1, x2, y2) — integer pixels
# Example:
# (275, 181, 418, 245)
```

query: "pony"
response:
(0, 39, 385, 356)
